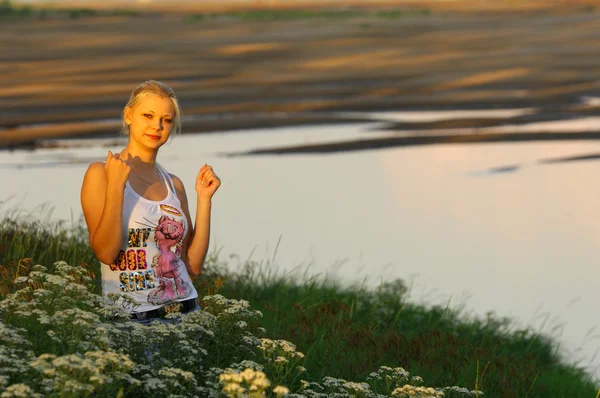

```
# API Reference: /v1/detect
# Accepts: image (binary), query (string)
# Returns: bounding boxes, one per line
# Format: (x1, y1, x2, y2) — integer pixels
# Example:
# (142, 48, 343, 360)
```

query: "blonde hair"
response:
(121, 80, 182, 136)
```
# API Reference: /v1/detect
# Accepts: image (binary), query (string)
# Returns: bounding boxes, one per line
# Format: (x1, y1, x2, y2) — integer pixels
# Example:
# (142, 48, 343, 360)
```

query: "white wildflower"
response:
(392, 384, 445, 398)
(343, 381, 370, 393)
(143, 377, 167, 391)
(158, 367, 195, 382)
(1, 383, 41, 398)
(242, 335, 260, 346)
(236, 321, 247, 329)
(411, 376, 424, 384)
(31, 264, 47, 272)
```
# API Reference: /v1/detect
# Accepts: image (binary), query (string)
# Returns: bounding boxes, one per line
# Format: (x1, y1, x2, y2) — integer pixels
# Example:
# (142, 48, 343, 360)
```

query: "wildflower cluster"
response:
(0, 263, 132, 357)
(365, 366, 427, 396)
(141, 367, 202, 397)
(214, 367, 293, 398)
(1, 383, 42, 398)
(286, 365, 482, 398)
(248, 337, 303, 392)
(201, 295, 261, 321)
(0, 261, 485, 397)
(200, 294, 266, 368)
(290, 375, 380, 397)
(220, 368, 271, 397)
(391, 385, 444, 397)
(0, 262, 213, 396)
(0, 322, 34, 391)
(30, 351, 138, 397)
(440, 386, 484, 397)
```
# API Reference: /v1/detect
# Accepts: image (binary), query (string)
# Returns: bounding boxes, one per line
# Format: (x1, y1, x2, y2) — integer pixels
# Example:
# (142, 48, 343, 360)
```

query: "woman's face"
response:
(125, 95, 176, 150)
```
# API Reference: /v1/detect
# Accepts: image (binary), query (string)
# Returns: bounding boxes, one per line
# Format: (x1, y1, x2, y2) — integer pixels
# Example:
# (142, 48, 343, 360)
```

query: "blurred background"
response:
(2, 0, 600, 381)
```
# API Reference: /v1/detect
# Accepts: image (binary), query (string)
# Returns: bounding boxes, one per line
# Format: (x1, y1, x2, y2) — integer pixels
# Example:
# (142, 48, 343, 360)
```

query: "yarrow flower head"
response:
(1, 383, 42, 398)
(272, 385, 290, 396)
(391, 385, 445, 398)
(219, 368, 272, 398)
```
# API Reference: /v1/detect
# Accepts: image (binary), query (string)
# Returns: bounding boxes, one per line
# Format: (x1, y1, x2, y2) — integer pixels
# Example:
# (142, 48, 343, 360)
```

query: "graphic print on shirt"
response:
(109, 203, 192, 304)
(147, 214, 192, 305)
(110, 227, 155, 293)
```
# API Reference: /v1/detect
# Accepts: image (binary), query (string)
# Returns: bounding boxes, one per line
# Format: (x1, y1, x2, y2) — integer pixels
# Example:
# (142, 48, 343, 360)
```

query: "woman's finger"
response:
(198, 170, 207, 184)
(205, 171, 218, 185)
(211, 176, 221, 189)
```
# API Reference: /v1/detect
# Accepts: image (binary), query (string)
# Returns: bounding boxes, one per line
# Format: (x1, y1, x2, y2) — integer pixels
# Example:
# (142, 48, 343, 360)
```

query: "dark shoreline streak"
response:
(231, 131, 600, 156)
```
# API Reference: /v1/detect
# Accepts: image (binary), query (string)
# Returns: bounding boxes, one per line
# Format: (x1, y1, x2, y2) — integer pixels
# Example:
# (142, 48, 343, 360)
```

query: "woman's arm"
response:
(172, 165, 220, 278)
(80, 152, 130, 264)
(172, 178, 211, 278)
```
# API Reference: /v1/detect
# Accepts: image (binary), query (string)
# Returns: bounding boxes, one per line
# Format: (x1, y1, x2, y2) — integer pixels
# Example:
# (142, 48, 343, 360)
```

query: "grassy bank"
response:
(0, 0, 429, 21)
(0, 213, 597, 397)
(196, 253, 599, 397)
(0, 0, 138, 19)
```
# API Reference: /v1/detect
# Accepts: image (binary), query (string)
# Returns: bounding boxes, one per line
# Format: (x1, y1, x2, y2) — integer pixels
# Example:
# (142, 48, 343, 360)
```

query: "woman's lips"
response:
(146, 134, 161, 140)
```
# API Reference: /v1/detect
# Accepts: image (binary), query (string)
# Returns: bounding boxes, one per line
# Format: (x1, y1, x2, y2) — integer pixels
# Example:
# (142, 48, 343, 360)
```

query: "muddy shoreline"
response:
(2, 5, 600, 152)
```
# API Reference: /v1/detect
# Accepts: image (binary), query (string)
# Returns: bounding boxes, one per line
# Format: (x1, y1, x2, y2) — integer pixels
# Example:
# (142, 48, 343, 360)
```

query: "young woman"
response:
(80, 80, 220, 321)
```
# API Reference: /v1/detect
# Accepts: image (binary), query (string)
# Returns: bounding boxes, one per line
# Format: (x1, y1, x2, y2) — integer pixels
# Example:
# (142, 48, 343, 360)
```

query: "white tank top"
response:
(100, 164, 198, 313)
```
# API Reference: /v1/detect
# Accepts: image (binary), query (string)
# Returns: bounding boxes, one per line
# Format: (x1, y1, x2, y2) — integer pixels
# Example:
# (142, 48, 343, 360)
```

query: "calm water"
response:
(1, 119, 600, 380)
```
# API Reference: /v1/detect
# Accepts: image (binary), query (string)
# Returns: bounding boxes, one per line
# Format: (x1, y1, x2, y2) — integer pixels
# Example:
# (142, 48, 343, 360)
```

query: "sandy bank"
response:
(3, 4, 600, 151)
(12, 0, 600, 14)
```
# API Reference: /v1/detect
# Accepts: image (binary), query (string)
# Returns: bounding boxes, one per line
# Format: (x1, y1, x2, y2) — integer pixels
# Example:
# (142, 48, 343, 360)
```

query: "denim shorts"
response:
(129, 305, 201, 326)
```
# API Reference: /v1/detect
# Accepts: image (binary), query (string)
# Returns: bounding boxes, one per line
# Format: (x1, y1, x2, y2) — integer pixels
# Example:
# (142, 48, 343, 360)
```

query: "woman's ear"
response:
(124, 107, 132, 125)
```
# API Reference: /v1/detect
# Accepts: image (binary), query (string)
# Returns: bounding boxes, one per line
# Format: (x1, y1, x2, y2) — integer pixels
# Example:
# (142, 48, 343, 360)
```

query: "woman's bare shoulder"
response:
(167, 173, 189, 205)
(83, 162, 107, 182)
(168, 173, 185, 190)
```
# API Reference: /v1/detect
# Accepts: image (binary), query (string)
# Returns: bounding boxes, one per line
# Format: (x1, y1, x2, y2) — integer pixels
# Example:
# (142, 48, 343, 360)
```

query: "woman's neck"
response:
(120, 144, 158, 171)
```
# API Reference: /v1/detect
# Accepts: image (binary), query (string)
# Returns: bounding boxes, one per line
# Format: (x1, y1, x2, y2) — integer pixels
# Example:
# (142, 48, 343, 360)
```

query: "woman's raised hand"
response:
(196, 163, 221, 200)
(104, 151, 131, 188)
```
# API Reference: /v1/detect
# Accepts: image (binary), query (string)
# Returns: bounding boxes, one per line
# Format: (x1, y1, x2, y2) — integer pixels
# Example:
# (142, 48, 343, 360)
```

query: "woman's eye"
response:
(143, 114, 152, 119)
(164, 119, 173, 124)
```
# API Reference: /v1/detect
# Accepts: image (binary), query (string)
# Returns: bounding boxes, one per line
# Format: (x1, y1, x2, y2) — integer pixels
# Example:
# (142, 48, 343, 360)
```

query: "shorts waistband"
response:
(131, 297, 199, 321)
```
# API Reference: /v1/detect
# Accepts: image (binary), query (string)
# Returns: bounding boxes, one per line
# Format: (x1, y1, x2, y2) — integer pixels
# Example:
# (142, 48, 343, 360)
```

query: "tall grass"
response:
(194, 250, 599, 397)
(0, 205, 100, 297)
(0, 209, 598, 397)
